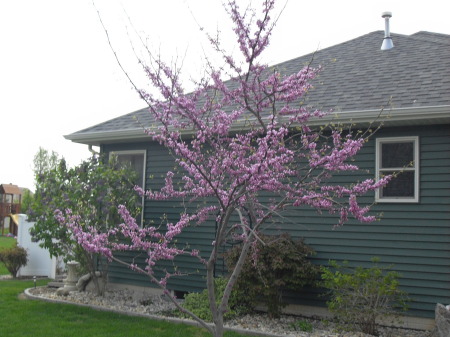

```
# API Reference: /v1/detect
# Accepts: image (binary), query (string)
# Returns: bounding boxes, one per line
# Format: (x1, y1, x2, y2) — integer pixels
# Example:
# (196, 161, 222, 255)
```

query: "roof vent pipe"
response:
(381, 12, 394, 50)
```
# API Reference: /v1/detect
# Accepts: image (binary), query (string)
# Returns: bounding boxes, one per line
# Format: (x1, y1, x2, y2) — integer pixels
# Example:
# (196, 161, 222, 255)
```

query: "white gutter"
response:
(64, 105, 450, 146)
(316, 105, 450, 125)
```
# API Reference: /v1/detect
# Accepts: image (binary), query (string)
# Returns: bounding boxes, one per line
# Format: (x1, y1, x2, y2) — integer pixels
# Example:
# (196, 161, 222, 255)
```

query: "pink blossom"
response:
(55, 2, 391, 332)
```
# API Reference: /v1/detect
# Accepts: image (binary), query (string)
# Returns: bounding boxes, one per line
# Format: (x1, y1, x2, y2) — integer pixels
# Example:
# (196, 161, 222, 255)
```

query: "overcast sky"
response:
(1, 0, 449, 191)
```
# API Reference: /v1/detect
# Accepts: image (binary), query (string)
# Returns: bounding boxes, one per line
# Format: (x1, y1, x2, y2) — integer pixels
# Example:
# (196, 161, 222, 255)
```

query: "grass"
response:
(0, 279, 252, 337)
(0, 235, 15, 249)
(0, 236, 17, 275)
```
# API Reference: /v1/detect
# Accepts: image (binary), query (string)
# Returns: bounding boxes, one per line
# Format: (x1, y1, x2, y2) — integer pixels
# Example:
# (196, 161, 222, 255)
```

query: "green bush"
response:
(321, 258, 409, 336)
(0, 242, 28, 278)
(290, 320, 313, 332)
(29, 150, 141, 296)
(181, 277, 248, 322)
(224, 233, 319, 318)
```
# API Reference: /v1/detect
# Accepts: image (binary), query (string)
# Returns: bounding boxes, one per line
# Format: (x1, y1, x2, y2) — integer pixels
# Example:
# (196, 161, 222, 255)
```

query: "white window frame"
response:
(109, 150, 146, 225)
(375, 136, 419, 203)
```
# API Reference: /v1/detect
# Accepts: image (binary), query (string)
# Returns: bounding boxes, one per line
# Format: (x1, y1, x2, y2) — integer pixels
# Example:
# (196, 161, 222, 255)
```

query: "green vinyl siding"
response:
(277, 124, 450, 318)
(103, 142, 215, 292)
(103, 123, 450, 318)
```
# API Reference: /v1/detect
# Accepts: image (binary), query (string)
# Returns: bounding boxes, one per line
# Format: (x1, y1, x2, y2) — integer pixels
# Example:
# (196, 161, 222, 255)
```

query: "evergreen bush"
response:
(225, 233, 319, 317)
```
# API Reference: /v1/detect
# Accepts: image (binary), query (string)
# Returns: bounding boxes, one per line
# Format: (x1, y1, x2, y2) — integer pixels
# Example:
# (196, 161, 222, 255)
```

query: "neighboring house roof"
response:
(66, 30, 450, 146)
(0, 184, 22, 195)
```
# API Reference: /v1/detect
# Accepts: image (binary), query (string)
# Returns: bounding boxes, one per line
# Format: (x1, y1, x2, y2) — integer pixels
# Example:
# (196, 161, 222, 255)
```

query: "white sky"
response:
(1, 0, 449, 191)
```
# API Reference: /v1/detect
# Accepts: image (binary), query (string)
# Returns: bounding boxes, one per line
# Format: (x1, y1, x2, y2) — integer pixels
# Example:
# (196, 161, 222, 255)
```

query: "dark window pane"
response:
(381, 171, 415, 197)
(116, 154, 145, 187)
(381, 142, 413, 168)
(114, 153, 145, 225)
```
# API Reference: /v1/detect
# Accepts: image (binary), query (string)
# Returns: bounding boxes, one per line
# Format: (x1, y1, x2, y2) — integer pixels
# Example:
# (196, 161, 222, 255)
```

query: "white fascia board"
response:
(65, 105, 450, 145)
(309, 105, 450, 126)
(64, 129, 149, 146)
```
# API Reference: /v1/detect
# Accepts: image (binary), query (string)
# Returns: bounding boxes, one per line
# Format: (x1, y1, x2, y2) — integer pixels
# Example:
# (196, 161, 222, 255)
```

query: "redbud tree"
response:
(57, 1, 390, 336)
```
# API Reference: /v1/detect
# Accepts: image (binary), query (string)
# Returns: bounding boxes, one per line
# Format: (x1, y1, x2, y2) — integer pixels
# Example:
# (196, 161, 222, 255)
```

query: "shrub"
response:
(29, 151, 141, 296)
(291, 320, 313, 332)
(181, 277, 248, 322)
(321, 257, 409, 336)
(224, 233, 319, 318)
(0, 242, 28, 278)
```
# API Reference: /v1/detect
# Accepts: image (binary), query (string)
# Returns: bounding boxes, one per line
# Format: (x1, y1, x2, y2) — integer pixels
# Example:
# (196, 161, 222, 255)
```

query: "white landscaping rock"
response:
(435, 303, 450, 337)
(27, 286, 428, 337)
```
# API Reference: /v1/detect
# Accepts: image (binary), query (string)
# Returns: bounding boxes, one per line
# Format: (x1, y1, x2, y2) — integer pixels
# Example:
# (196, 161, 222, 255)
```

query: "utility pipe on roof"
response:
(381, 11, 394, 50)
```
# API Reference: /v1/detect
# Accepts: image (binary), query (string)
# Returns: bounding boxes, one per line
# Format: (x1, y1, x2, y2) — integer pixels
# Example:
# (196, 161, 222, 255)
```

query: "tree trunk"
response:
(212, 313, 224, 337)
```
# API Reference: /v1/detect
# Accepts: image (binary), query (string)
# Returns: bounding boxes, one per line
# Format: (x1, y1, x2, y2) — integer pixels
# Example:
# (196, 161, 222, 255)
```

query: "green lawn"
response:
(0, 235, 15, 249)
(0, 279, 252, 337)
(0, 236, 17, 275)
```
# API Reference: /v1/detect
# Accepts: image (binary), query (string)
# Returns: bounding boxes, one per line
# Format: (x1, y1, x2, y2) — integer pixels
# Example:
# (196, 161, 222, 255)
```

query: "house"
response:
(65, 30, 450, 329)
(0, 183, 22, 236)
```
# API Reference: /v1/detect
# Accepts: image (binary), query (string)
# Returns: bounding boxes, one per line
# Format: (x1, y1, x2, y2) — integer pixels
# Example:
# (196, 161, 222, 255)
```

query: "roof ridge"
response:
(411, 31, 450, 38)
(408, 31, 450, 45)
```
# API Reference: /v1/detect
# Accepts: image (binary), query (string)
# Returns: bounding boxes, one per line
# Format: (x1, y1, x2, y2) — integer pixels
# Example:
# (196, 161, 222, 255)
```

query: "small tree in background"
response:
(58, 1, 391, 336)
(30, 150, 141, 295)
(20, 188, 34, 216)
(32, 147, 60, 180)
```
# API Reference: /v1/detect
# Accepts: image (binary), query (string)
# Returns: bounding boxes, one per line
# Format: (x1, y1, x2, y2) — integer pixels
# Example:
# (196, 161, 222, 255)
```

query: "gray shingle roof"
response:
(66, 30, 450, 144)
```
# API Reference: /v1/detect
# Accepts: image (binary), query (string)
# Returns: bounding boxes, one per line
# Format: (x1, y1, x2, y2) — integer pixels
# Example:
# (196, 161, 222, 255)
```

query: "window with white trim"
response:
(110, 150, 146, 223)
(375, 136, 419, 203)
